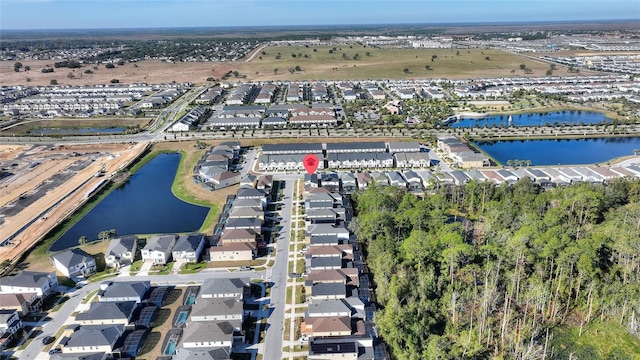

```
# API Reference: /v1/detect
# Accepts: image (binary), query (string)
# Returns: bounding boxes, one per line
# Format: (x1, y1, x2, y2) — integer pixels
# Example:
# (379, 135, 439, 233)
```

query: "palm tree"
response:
(507, 160, 514, 167)
(78, 236, 88, 245)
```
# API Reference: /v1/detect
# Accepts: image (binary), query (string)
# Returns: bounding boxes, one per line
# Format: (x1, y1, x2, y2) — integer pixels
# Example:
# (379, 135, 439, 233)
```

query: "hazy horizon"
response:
(1, 0, 638, 31)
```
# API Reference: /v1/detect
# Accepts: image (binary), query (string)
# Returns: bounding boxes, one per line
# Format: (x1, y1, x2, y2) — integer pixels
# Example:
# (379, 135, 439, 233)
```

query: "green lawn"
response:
(244, 45, 568, 80)
(550, 321, 640, 359)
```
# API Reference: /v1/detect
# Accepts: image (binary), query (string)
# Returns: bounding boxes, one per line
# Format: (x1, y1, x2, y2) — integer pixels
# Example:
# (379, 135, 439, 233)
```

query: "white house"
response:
(50, 249, 96, 279)
(105, 236, 138, 269)
(62, 325, 124, 354)
(0, 271, 58, 297)
(209, 242, 256, 262)
(141, 234, 178, 265)
(172, 234, 206, 263)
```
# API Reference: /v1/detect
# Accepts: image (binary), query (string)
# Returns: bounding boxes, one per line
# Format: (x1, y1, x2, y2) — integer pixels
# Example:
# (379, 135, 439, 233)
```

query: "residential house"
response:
(61, 325, 125, 354)
(223, 218, 262, 233)
(356, 172, 372, 190)
(75, 301, 138, 326)
(0, 310, 22, 350)
(309, 283, 347, 300)
(209, 242, 256, 262)
(0, 271, 58, 297)
(200, 278, 250, 299)
(308, 336, 375, 360)
(179, 320, 244, 348)
(190, 298, 244, 322)
(305, 208, 346, 225)
(235, 188, 269, 208)
(172, 234, 206, 263)
(339, 172, 358, 194)
(0, 293, 39, 316)
(105, 236, 138, 269)
(97, 281, 150, 303)
(141, 234, 178, 265)
(219, 229, 260, 244)
(229, 206, 264, 221)
(387, 141, 421, 153)
(306, 224, 349, 243)
(325, 142, 386, 154)
(173, 347, 231, 360)
(256, 175, 273, 191)
(239, 174, 257, 189)
(209, 171, 241, 189)
(306, 298, 366, 319)
(301, 316, 351, 337)
(50, 249, 96, 279)
(394, 152, 431, 168)
(386, 171, 407, 187)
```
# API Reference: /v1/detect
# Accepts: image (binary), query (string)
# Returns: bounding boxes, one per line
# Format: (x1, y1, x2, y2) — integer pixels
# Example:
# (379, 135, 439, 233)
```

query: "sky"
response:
(1, 0, 638, 30)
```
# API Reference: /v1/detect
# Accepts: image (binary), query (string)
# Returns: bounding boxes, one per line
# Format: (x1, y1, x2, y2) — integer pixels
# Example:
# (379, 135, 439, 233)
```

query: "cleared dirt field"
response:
(0, 45, 598, 86)
(0, 142, 148, 265)
(2, 118, 151, 135)
(0, 59, 238, 87)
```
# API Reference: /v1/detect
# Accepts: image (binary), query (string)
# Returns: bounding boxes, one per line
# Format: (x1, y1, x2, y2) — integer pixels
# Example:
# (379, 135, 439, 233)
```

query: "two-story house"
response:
(141, 234, 178, 265)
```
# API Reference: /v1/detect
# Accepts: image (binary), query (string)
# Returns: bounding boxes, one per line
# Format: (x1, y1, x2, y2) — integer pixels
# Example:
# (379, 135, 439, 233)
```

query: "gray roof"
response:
(50, 353, 107, 360)
(262, 143, 323, 154)
(312, 283, 346, 297)
(191, 298, 244, 318)
(98, 281, 150, 301)
(106, 236, 137, 258)
(173, 347, 231, 360)
(310, 257, 343, 269)
(66, 325, 124, 348)
(236, 188, 268, 199)
(181, 320, 241, 343)
(310, 235, 340, 245)
(51, 248, 94, 269)
(325, 141, 386, 152)
(224, 217, 261, 230)
(76, 301, 137, 321)
(387, 141, 421, 152)
(174, 234, 205, 252)
(0, 271, 54, 289)
(200, 278, 249, 298)
(144, 234, 177, 252)
(307, 299, 352, 316)
(0, 310, 17, 324)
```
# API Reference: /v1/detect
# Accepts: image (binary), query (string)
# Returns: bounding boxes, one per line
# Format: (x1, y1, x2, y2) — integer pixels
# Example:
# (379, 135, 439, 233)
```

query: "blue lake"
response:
(50, 153, 209, 251)
(451, 111, 610, 128)
(474, 137, 640, 166)
(30, 127, 126, 135)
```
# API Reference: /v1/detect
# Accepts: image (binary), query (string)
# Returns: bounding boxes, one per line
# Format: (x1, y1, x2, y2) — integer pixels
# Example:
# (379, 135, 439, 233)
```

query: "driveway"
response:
(138, 260, 154, 276)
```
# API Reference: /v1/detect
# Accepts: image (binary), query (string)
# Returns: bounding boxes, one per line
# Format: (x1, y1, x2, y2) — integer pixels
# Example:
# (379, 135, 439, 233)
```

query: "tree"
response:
(519, 64, 527, 70)
(206, 77, 215, 81)
(13, 62, 23, 72)
(84, 69, 93, 74)
(275, 54, 281, 60)
(546, 69, 553, 76)
(78, 236, 88, 245)
(294, 65, 302, 71)
(403, 68, 410, 74)
(110, 79, 120, 83)
(485, 56, 491, 61)
(105, 63, 115, 69)
(24, 65, 31, 71)
(50, 79, 58, 85)
(116, 60, 125, 66)
(273, 68, 279, 75)
(425, 65, 432, 71)
(431, 55, 438, 62)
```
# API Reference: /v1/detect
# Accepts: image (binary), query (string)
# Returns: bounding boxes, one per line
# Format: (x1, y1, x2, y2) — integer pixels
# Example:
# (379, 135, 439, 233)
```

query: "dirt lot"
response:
(0, 59, 238, 87)
(0, 142, 148, 265)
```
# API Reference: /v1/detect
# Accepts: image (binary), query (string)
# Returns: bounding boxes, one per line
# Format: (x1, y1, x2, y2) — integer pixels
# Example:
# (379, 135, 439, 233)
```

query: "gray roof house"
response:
(105, 236, 138, 269)
(62, 325, 124, 355)
(179, 319, 243, 348)
(173, 347, 231, 360)
(200, 278, 250, 299)
(97, 281, 150, 303)
(75, 301, 138, 326)
(172, 234, 206, 263)
(50, 353, 107, 360)
(190, 298, 244, 322)
(141, 234, 178, 265)
(0, 271, 58, 297)
(306, 224, 349, 243)
(50, 249, 96, 279)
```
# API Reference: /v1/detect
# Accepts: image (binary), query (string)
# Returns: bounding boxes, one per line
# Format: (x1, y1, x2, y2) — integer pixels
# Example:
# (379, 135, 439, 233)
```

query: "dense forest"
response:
(350, 178, 640, 359)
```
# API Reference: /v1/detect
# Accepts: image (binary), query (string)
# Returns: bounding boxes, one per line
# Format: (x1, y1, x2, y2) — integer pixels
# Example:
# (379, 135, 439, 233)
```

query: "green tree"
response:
(13, 62, 23, 72)
(78, 236, 88, 245)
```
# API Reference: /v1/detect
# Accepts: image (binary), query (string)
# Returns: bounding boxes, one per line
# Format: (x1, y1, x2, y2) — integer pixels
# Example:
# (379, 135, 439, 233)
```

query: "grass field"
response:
(550, 321, 640, 359)
(245, 45, 577, 80)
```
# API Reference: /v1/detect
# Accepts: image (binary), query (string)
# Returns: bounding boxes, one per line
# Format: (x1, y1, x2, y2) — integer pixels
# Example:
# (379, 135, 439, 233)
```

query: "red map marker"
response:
(303, 154, 319, 175)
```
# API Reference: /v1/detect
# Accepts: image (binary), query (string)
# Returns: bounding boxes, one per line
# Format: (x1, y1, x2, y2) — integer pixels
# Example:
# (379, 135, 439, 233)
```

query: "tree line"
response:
(350, 178, 640, 359)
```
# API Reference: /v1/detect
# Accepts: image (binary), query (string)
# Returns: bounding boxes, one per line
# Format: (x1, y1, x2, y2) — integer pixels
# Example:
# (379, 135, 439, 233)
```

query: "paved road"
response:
(263, 174, 298, 360)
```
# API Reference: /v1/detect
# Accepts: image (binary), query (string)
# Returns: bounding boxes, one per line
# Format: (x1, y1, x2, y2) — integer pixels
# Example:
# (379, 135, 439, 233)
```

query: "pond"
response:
(50, 153, 209, 251)
(450, 110, 610, 128)
(29, 127, 127, 135)
(474, 137, 640, 166)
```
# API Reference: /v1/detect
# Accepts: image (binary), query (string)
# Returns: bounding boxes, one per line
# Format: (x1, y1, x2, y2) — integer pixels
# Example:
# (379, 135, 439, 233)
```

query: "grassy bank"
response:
(550, 321, 640, 359)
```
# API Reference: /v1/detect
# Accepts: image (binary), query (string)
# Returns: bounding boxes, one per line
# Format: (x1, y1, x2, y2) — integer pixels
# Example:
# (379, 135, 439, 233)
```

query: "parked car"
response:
(42, 336, 54, 345)
(49, 348, 61, 355)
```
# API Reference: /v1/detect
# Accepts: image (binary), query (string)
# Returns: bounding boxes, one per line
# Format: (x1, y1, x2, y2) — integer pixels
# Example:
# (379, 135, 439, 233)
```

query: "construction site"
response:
(0, 142, 149, 269)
